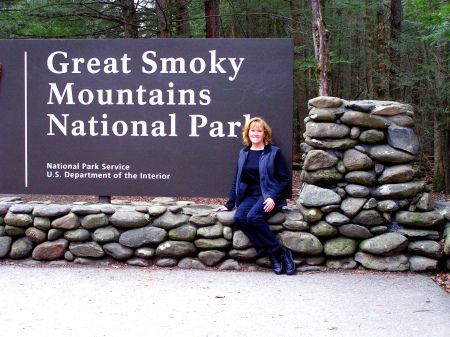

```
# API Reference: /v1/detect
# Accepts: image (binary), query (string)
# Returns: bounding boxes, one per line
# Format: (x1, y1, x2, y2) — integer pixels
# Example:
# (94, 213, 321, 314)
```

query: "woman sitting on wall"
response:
(215, 117, 295, 275)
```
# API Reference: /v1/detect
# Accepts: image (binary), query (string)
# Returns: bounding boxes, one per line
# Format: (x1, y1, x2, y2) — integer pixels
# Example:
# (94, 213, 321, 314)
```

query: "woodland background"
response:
(0, 0, 449, 195)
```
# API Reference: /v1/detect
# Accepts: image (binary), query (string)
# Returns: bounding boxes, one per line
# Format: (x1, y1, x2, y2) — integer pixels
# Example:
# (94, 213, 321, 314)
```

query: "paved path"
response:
(0, 265, 449, 337)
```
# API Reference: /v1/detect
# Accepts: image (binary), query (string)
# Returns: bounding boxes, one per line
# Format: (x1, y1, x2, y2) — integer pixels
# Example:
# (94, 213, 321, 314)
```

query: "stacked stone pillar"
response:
(298, 96, 445, 271)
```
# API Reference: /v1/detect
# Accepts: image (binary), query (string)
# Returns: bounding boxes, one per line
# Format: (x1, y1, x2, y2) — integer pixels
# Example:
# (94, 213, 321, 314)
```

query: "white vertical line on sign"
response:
(24, 51, 28, 187)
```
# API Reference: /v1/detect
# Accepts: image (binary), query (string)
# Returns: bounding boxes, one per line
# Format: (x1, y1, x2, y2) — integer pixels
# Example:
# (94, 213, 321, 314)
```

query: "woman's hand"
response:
(214, 206, 229, 212)
(263, 198, 275, 212)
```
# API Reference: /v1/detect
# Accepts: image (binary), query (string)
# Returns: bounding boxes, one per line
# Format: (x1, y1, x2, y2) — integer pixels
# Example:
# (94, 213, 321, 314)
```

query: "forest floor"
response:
(0, 170, 449, 294)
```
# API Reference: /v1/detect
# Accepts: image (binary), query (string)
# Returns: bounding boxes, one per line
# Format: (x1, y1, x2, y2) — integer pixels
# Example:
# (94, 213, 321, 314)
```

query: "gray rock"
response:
(385, 114, 414, 128)
(353, 210, 384, 226)
(0, 202, 12, 215)
(305, 137, 358, 150)
(4, 212, 34, 227)
(324, 237, 358, 257)
(320, 205, 341, 213)
(305, 256, 325, 266)
(48, 228, 64, 241)
(305, 122, 350, 138)
(266, 213, 285, 225)
(9, 204, 34, 213)
(0, 236, 12, 258)
(276, 231, 323, 255)
(363, 198, 378, 210)
(218, 259, 242, 271)
(296, 265, 326, 272)
(282, 219, 309, 231)
(372, 181, 425, 199)
(354, 252, 409, 271)
(398, 229, 439, 240)
(223, 226, 233, 240)
(386, 124, 419, 155)
(197, 223, 224, 239)
(69, 241, 105, 257)
(296, 203, 323, 222)
(119, 226, 168, 248)
(92, 226, 121, 243)
(64, 251, 75, 261)
(300, 143, 315, 153)
(74, 257, 116, 266)
(300, 168, 343, 186)
(31, 239, 68, 261)
(148, 206, 167, 217)
(359, 129, 385, 143)
(378, 164, 415, 184)
(100, 206, 116, 214)
(103, 242, 134, 260)
(360, 233, 408, 256)
(5, 225, 26, 236)
(339, 224, 373, 239)
(64, 228, 91, 242)
(155, 258, 178, 267)
(371, 104, 407, 116)
(34, 217, 51, 230)
(346, 101, 375, 112)
(228, 248, 259, 260)
(345, 171, 376, 186)
(194, 238, 231, 250)
(350, 126, 361, 139)
(0, 224, 4, 235)
(416, 193, 435, 211)
(169, 206, 183, 213)
(71, 206, 101, 215)
(178, 257, 206, 270)
(109, 211, 151, 228)
(435, 201, 450, 221)
(135, 247, 156, 258)
(10, 237, 33, 259)
(375, 164, 384, 175)
(408, 240, 442, 259)
(51, 213, 80, 230)
(309, 221, 338, 237)
(233, 230, 252, 249)
(340, 197, 367, 218)
(81, 213, 109, 229)
(367, 145, 416, 163)
(216, 211, 236, 225)
(198, 250, 227, 267)
(25, 227, 47, 243)
(325, 212, 350, 226)
(345, 184, 370, 198)
(298, 184, 341, 207)
(377, 200, 399, 212)
(308, 107, 339, 122)
(395, 211, 444, 228)
(343, 149, 374, 171)
(409, 255, 438, 272)
(189, 213, 215, 227)
(326, 257, 358, 270)
(168, 224, 197, 241)
(340, 110, 390, 129)
(33, 205, 71, 217)
(156, 241, 197, 258)
(126, 257, 153, 267)
(336, 160, 346, 174)
(309, 96, 343, 108)
(370, 226, 388, 234)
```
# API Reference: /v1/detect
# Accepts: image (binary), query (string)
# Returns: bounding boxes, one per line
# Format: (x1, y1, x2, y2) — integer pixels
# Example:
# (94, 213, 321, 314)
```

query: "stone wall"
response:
(299, 96, 450, 271)
(0, 96, 449, 272)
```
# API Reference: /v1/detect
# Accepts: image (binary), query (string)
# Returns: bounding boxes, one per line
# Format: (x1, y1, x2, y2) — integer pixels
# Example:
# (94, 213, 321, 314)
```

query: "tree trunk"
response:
(118, 0, 139, 38)
(389, 0, 402, 99)
(156, 0, 171, 38)
(290, 0, 308, 158)
(311, 0, 331, 96)
(205, 0, 220, 38)
(174, 0, 191, 37)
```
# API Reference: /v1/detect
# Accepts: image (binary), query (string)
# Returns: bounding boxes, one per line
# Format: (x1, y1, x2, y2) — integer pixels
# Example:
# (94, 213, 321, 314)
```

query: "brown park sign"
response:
(0, 39, 293, 197)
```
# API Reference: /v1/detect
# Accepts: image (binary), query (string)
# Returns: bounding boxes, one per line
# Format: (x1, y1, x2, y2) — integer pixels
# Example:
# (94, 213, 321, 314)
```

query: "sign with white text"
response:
(0, 39, 293, 197)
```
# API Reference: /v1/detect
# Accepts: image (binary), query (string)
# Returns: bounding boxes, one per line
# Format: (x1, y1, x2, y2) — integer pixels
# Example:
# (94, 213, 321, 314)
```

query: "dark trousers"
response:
(234, 196, 283, 256)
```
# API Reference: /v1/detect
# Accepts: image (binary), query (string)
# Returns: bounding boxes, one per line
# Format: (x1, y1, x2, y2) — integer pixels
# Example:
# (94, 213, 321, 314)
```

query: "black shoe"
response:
(279, 248, 295, 275)
(269, 254, 283, 275)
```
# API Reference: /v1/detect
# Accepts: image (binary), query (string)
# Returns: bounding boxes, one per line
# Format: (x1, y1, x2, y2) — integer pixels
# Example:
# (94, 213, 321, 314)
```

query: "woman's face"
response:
(249, 122, 265, 147)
